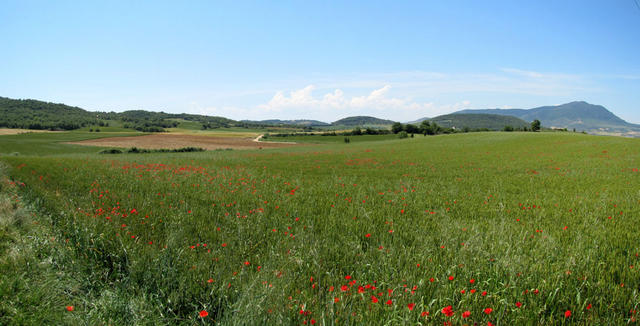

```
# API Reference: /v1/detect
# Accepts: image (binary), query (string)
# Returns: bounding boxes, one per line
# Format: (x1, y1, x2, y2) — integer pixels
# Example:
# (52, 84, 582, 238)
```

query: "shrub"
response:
(398, 131, 408, 139)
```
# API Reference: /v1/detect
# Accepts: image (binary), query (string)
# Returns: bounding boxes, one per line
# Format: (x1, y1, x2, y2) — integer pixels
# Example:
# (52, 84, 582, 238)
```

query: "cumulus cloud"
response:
(257, 84, 440, 121)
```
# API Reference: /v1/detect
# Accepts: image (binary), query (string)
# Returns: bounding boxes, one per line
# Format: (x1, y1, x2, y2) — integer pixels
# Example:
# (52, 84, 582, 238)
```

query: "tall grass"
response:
(2, 132, 640, 324)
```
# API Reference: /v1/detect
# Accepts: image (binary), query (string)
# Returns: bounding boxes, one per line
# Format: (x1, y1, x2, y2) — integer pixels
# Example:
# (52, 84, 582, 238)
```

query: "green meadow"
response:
(1, 131, 639, 325)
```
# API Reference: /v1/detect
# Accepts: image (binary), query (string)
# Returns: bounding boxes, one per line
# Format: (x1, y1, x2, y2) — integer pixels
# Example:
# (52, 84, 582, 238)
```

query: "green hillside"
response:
(428, 113, 529, 130)
(332, 116, 396, 126)
(456, 101, 640, 136)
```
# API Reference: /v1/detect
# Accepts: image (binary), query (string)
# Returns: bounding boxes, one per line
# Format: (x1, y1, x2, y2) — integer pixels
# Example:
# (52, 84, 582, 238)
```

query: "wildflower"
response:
(586, 303, 592, 310)
(516, 302, 522, 308)
(66, 306, 74, 312)
(386, 300, 393, 306)
(371, 295, 379, 303)
(199, 310, 209, 318)
(484, 307, 493, 315)
(442, 305, 454, 317)
(448, 275, 454, 281)
(407, 303, 415, 311)
(462, 311, 471, 318)
(565, 310, 571, 318)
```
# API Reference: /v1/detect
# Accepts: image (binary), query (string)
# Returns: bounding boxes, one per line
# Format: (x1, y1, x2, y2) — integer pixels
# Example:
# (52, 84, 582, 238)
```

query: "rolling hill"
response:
(241, 119, 330, 126)
(426, 113, 529, 130)
(456, 101, 640, 136)
(331, 116, 396, 126)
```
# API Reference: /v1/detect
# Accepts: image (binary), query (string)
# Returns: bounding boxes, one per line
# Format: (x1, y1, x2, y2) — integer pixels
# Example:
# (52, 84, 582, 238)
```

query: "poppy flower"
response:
(515, 302, 522, 308)
(371, 295, 379, 303)
(586, 303, 592, 310)
(565, 310, 571, 318)
(386, 300, 393, 306)
(407, 303, 415, 311)
(448, 276, 454, 281)
(462, 311, 471, 318)
(199, 310, 209, 318)
(484, 307, 493, 315)
(66, 306, 74, 312)
(442, 305, 454, 317)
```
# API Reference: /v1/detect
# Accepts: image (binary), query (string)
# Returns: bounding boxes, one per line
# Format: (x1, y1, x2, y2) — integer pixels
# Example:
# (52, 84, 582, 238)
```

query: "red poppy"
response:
(386, 300, 393, 306)
(448, 275, 454, 281)
(462, 311, 471, 318)
(442, 305, 454, 317)
(371, 295, 379, 303)
(586, 303, 592, 310)
(199, 310, 209, 318)
(484, 307, 493, 315)
(407, 303, 415, 311)
(340, 285, 348, 292)
(421, 311, 429, 317)
(334, 297, 340, 303)
(515, 302, 522, 308)
(481, 291, 487, 296)
(565, 310, 571, 318)
(66, 306, 74, 312)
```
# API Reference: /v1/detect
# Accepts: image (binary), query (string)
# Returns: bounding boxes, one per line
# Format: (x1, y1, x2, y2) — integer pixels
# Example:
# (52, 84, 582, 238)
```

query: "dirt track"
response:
(66, 133, 298, 150)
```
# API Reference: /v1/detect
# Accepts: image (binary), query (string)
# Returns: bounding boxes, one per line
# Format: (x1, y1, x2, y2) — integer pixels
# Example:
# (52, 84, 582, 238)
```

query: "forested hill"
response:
(331, 116, 396, 126)
(0, 97, 98, 130)
(0, 96, 241, 132)
(428, 113, 530, 130)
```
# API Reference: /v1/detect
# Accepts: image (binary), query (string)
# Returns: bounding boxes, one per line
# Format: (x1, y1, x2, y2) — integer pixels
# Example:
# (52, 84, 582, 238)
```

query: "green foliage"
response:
(531, 119, 541, 132)
(2, 132, 640, 324)
(0, 97, 99, 130)
(391, 122, 403, 134)
(332, 116, 396, 126)
(397, 130, 408, 138)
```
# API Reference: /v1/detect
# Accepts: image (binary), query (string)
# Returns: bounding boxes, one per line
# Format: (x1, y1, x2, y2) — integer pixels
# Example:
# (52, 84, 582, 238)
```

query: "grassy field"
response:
(265, 133, 399, 143)
(1, 132, 639, 325)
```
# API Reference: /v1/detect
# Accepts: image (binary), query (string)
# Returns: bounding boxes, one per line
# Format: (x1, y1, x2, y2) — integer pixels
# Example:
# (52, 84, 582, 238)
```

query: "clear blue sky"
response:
(1, 1, 639, 122)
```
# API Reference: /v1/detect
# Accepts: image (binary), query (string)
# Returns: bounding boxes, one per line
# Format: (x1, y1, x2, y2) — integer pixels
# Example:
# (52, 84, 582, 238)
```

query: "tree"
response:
(391, 122, 404, 134)
(404, 123, 419, 134)
(531, 119, 541, 132)
(420, 120, 431, 135)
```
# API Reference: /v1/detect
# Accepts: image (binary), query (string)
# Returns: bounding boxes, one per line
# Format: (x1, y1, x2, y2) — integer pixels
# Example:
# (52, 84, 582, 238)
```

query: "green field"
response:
(265, 133, 399, 143)
(1, 132, 640, 325)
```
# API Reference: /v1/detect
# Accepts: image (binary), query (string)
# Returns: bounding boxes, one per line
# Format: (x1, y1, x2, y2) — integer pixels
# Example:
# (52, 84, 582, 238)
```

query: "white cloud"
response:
(255, 84, 441, 121)
(191, 68, 602, 122)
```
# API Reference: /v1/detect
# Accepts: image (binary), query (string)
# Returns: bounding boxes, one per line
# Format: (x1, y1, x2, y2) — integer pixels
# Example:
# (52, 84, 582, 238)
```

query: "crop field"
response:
(1, 132, 640, 325)
(65, 133, 297, 150)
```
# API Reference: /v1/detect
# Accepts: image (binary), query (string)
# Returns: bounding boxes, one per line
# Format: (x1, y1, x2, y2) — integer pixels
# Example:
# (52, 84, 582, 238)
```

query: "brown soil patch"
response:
(66, 133, 299, 150)
(0, 129, 60, 135)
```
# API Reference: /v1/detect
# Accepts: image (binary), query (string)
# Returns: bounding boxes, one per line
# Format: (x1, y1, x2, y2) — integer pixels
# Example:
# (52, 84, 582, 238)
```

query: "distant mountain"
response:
(406, 117, 430, 124)
(425, 113, 529, 130)
(241, 119, 330, 126)
(456, 101, 640, 136)
(331, 116, 396, 126)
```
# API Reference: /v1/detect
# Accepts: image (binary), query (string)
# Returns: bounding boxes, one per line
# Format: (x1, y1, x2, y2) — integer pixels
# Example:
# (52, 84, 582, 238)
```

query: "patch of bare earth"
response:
(66, 133, 299, 150)
(0, 129, 60, 135)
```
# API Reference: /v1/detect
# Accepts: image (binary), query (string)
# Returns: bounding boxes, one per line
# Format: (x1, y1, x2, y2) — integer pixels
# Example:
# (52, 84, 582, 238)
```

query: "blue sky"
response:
(1, 1, 639, 122)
